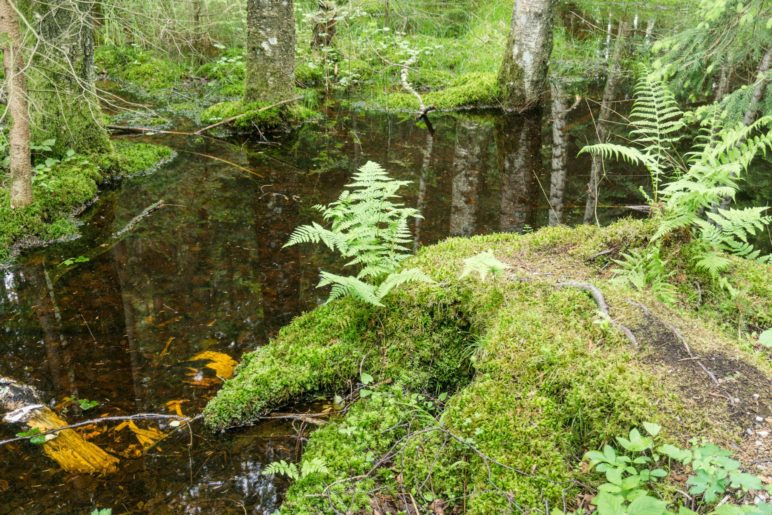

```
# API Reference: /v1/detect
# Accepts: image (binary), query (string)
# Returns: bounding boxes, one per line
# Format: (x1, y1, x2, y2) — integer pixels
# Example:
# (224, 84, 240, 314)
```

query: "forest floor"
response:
(205, 219, 771, 513)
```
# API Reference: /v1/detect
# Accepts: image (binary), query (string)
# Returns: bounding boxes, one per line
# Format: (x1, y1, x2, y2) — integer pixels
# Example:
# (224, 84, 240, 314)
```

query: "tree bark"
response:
(549, 82, 568, 226)
(0, 0, 33, 208)
(584, 21, 627, 224)
(742, 48, 770, 126)
(498, 0, 554, 112)
(34, 0, 111, 155)
(245, 0, 296, 104)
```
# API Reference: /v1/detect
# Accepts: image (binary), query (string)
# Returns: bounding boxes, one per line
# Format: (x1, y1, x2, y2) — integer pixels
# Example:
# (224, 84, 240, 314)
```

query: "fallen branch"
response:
(107, 126, 199, 137)
(400, 52, 435, 122)
(557, 281, 638, 347)
(111, 199, 165, 240)
(195, 95, 303, 135)
(1, 377, 120, 474)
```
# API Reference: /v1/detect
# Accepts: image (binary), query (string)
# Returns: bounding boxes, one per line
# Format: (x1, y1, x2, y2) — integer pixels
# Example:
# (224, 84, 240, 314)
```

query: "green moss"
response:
(200, 98, 318, 132)
(0, 141, 173, 262)
(98, 141, 175, 180)
(96, 45, 185, 98)
(206, 219, 769, 512)
(377, 72, 500, 111)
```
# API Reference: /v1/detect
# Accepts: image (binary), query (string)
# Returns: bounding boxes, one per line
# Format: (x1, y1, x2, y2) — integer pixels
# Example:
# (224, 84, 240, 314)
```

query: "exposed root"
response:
(557, 281, 638, 347)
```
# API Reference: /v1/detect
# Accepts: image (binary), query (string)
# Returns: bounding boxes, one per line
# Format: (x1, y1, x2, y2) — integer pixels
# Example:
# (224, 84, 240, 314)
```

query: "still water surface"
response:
(0, 107, 647, 513)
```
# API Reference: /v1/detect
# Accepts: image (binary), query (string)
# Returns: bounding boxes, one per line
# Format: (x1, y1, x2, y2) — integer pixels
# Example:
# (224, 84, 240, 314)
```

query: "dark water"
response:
(0, 107, 648, 513)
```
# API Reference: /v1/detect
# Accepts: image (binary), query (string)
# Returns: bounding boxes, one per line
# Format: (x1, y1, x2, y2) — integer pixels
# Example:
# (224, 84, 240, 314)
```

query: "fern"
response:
(580, 74, 771, 294)
(263, 458, 329, 480)
(459, 251, 512, 282)
(611, 246, 678, 305)
(286, 161, 433, 306)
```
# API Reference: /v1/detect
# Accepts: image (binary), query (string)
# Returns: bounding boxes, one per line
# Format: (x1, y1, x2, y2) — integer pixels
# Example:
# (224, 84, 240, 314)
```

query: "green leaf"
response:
(593, 492, 626, 515)
(627, 495, 668, 515)
(643, 422, 661, 437)
(729, 471, 763, 491)
(16, 428, 47, 445)
(759, 329, 772, 348)
(360, 372, 374, 385)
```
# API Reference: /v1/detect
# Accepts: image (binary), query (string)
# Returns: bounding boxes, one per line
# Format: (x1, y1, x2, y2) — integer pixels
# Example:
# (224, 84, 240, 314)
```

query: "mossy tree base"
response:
(0, 141, 174, 262)
(204, 220, 770, 513)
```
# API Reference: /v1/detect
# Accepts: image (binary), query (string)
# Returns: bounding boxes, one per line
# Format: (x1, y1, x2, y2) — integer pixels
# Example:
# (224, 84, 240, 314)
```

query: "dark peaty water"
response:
(0, 107, 648, 513)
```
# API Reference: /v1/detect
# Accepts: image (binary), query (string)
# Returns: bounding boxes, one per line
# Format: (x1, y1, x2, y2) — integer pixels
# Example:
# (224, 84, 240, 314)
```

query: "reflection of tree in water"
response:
(496, 113, 541, 233)
(449, 120, 491, 237)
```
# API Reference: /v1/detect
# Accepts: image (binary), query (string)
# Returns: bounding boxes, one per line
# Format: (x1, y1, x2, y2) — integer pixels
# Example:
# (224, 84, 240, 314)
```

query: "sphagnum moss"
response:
(204, 220, 771, 512)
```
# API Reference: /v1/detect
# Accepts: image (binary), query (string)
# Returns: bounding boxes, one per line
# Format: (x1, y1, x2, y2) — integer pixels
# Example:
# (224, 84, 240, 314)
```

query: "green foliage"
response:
(285, 161, 432, 306)
(579, 424, 770, 514)
(16, 428, 47, 445)
(263, 458, 329, 480)
(460, 250, 511, 282)
(759, 329, 772, 347)
(580, 74, 772, 294)
(611, 247, 678, 305)
(0, 142, 172, 262)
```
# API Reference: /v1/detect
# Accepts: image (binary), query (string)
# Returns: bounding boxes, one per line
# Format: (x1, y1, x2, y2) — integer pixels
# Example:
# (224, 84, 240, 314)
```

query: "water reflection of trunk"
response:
(413, 129, 433, 250)
(549, 83, 569, 226)
(584, 21, 627, 224)
(26, 263, 75, 395)
(251, 164, 302, 339)
(449, 120, 489, 237)
(497, 113, 541, 232)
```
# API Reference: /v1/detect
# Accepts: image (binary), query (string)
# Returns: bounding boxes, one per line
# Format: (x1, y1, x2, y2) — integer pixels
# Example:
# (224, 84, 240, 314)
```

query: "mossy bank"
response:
(0, 141, 174, 262)
(204, 220, 771, 513)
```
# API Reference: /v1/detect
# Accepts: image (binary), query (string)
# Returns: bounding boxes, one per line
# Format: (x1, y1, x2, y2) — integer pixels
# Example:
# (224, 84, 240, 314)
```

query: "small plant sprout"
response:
(460, 251, 511, 282)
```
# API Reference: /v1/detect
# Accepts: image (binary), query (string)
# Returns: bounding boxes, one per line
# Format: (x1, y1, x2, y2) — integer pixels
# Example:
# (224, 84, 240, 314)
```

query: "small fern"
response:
(460, 251, 511, 282)
(285, 161, 433, 306)
(611, 246, 678, 305)
(263, 458, 329, 480)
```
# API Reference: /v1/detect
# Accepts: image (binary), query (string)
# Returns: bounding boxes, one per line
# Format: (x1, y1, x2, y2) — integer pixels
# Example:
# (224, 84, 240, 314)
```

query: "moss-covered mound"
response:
(0, 141, 174, 262)
(204, 220, 770, 513)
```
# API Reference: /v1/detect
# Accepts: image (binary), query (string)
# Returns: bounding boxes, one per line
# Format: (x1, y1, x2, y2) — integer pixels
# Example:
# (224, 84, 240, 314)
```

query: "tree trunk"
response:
(0, 0, 33, 208)
(549, 82, 568, 226)
(584, 21, 627, 224)
(245, 0, 296, 104)
(312, 1, 336, 49)
(498, 0, 554, 112)
(34, 0, 111, 155)
(742, 48, 770, 126)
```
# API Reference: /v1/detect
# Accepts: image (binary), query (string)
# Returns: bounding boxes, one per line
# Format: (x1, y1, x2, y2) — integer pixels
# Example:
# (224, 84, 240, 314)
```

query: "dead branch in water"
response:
(111, 199, 165, 239)
(400, 52, 435, 125)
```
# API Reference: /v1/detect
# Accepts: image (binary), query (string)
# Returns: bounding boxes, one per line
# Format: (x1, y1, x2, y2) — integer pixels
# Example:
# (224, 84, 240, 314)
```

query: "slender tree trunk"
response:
(549, 82, 568, 226)
(0, 0, 33, 208)
(498, 0, 554, 112)
(644, 18, 655, 48)
(742, 48, 770, 126)
(245, 0, 296, 104)
(584, 21, 627, 224)
(34, 0, 110, 155)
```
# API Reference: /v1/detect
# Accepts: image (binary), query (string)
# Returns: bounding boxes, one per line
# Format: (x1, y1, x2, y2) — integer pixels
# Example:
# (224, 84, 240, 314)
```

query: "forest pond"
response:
(0, 106, 650, 513)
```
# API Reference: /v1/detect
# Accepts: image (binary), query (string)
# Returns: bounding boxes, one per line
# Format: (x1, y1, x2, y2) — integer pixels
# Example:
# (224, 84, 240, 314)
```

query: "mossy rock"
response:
(376, 72, 500, 111)
(204, 220, 770, 512)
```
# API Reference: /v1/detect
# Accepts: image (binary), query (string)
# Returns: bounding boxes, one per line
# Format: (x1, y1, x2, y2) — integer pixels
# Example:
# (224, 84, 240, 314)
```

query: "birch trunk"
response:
(245, 0, 296, 103)
(742, 48, 770, 126)
(498, 0, 554, 112)
(0, 0, 33, 208)
(497, 113, 541, 232)
(584, 22, 627, 224)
